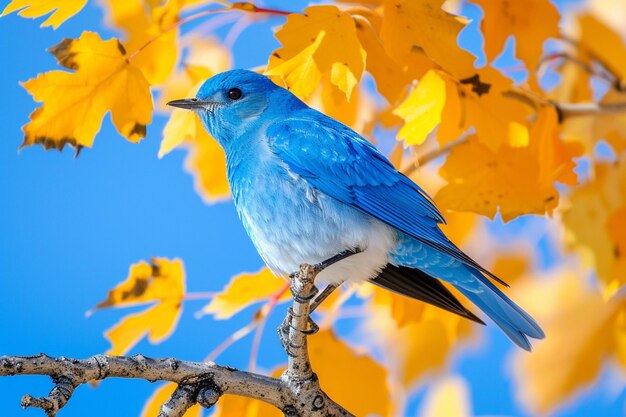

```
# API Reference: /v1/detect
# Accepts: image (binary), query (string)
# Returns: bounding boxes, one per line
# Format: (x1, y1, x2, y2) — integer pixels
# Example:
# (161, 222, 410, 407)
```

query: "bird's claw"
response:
(278, 307, 320, 356)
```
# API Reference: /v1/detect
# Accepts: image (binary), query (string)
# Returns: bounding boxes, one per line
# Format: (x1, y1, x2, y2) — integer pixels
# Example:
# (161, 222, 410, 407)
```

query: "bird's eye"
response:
(228, 88, 242, 100)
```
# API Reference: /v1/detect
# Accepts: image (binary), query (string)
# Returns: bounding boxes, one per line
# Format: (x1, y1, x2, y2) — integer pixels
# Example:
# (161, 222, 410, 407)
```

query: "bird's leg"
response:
(278, 247, 363, 355)
(309, 283, 340, 313)
(312, 247, 363, 273)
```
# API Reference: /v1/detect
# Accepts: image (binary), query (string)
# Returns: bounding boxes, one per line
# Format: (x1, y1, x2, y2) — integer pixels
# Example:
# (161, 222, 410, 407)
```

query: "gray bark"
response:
(0, 263, 354, 417)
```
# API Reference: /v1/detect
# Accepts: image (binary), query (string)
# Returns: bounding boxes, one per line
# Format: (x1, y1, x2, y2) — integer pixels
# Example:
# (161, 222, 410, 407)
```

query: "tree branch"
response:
(0, 262, 354, 417)
(552, 101, 626, 120)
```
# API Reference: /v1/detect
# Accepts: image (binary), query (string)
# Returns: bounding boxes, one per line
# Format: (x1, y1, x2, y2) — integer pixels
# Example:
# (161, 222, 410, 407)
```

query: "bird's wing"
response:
(265, 114, 506, 285)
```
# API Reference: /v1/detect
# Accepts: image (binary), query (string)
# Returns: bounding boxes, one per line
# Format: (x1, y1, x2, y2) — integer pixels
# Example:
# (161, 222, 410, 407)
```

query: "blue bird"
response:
(168, 69, 545, 351)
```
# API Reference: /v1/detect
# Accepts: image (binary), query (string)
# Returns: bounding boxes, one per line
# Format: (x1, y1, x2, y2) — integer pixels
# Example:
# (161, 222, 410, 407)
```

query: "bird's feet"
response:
(278, 248, 364, 356)
(278, 306, 320, 357)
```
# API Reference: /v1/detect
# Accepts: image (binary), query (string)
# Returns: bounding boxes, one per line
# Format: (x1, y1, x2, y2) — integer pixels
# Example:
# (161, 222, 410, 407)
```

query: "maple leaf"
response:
(366, 286, 475, 389)
(206, 330, 389, 416)
(200, 268, 290, 320)
(308, 329, 391, 417)
(142, 383, 202, 417)
(92, 258, 186, 356)
(102, 0, 184, 84)
(563, 160, 626, 296)
(380, 0, 476, 79)
(265, 31, 326, 100)
(20, 31, 152, 152)
(352, 10, 410, 103)
(559, 90, 626, 154)
(578, 14, 626, 85)
(436, 108, 582, 221)
(457, 67, 531, 150)
(162, 99, 231, 204)
(513, 271, 626, 415)
(472, 0, 560, 71)
(394, 69, 447, 146)
(160, 39, 233, 203)
(305, 74, 375, 135)
(266, 5, 366, 99)
(1, 0, 86, 28)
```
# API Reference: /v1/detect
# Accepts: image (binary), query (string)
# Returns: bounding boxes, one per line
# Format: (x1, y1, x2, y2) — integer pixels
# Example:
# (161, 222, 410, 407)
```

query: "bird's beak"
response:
(167, 98, 216, 110)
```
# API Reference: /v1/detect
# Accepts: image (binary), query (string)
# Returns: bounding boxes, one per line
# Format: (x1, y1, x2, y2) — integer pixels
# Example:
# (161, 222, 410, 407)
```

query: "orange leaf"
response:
(579, 14, 626, 84)
(436, 108, 582, 221)
(380, 0, 476, 79)
(308, 329, 391, 417)
(367, 286, 475, 388)
(473, 0, 560, 70)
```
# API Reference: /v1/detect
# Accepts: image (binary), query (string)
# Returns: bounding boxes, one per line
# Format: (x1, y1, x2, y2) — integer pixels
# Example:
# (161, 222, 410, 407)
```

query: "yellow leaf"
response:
(394, 70, 446, 146)
(158, 37, 232, 110)
(266, 5, 366, 99)
(102, 0, 183, 84)
(307, 74, 375, 135)
(353, 12, 409, 103)
(93, 258, 185, 356)
(21, 31, 152, 152)
(380, 0, 475, 79)
(473, 0, 559, 70)
(159, 44, 232, 203)
(563, 160, 626, 296)
(142, 383, 203, 417)
(579, 14, 626, 84)
(265, 31, 325, 100)
(366, 287, 475, 389)
(436, 108, 582, 221)
(513, 271, 626, 415)
(200, 268, 289, 320)
(183, 126, 231, 204)
(2, 0, 86, 28)
(308, 329, 390, 417)
(418, 376, 472, 417)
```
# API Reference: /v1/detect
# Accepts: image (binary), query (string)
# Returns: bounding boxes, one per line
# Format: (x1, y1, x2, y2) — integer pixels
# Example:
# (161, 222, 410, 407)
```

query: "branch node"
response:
(197, 386, 220, 408)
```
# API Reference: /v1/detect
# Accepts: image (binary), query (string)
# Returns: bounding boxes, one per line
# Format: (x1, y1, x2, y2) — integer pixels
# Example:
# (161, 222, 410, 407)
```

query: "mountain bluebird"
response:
(168, 69, 544, 350)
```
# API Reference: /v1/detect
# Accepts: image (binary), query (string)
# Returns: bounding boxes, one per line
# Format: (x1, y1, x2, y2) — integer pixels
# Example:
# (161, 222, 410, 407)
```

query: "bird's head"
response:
(167, 69, 304, 148)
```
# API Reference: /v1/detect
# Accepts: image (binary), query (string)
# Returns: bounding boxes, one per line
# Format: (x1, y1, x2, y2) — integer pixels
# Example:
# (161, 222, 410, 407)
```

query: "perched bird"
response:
(168, 69, 545, 350)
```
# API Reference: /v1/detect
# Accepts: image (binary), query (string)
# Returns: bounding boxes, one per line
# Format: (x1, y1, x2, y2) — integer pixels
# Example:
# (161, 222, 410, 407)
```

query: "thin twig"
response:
(401, 136, 469, 177)
(249, 282, 290, 372)
(126, 2, 292, 63)
(553, 101, 626, 120)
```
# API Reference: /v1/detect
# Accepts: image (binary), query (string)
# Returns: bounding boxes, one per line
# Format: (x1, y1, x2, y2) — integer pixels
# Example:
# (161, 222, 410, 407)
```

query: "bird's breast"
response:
(227, 151, 396, 283)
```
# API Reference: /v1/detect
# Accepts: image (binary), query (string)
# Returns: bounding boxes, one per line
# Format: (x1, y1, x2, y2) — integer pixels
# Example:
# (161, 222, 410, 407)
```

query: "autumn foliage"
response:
(3, 0, 626, 416)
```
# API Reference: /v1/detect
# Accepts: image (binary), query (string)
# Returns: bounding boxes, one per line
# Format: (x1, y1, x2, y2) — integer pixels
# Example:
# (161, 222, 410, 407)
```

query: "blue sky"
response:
(0, 1, 624, 416)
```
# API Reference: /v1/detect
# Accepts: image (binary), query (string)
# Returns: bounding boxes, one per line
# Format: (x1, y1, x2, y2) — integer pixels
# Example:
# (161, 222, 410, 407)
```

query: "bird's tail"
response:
(457, 270, 545, 351)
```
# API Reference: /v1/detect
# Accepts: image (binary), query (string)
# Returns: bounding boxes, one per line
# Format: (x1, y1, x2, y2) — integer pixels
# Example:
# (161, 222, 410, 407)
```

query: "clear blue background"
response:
(1, 1, 624, 416)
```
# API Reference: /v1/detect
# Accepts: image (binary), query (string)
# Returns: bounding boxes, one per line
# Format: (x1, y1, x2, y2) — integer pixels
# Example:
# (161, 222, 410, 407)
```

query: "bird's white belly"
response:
(234, 168, 397, 285)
